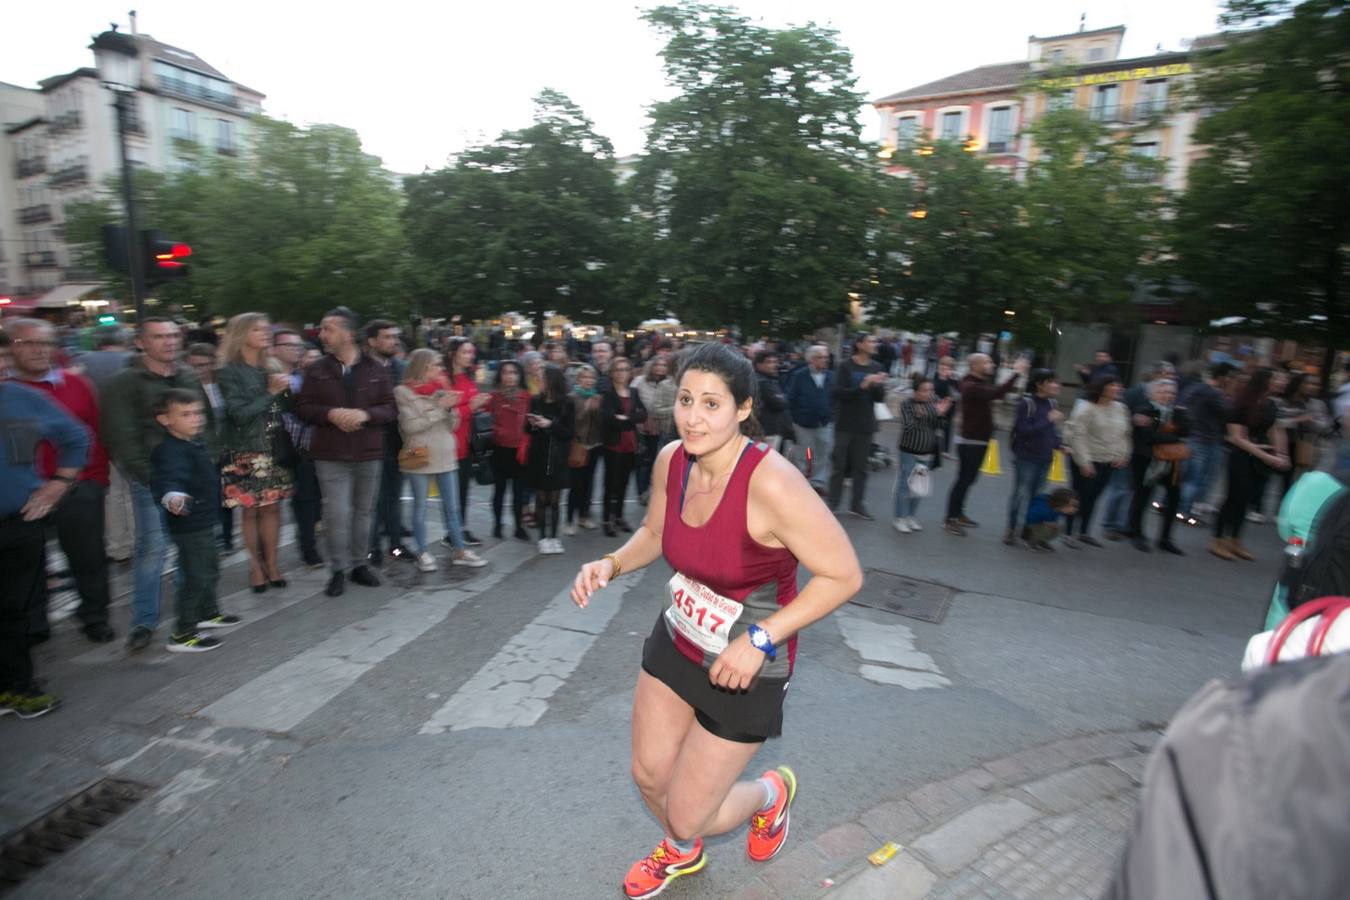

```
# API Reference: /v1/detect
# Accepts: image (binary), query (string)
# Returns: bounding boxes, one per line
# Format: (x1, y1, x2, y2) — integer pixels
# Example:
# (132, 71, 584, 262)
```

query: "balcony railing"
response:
(24, 251, 58, 269)
(18, 205, 52, 225)
(48, 110, 82, 134)
(15, 158, 46, 178)
(48, 164, 89, 188)
(158, 76, 238, 109)
(1131, 99, 1170, 119)
(216, 144, 238, 156)
(986, 138, 1013, 154)
(1089, 103, 1122, 122)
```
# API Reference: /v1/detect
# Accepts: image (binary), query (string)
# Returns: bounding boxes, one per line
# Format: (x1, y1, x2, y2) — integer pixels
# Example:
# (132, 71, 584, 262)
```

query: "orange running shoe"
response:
(622, 837, 707, 899)
(746, 765, 797, 862)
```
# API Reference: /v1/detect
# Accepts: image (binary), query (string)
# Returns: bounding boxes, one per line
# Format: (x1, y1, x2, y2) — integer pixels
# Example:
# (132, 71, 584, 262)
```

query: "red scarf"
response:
(411, 379, 443, 397)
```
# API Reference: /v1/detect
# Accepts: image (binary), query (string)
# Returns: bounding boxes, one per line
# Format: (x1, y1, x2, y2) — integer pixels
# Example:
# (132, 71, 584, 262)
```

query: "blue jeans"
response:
(1099, 466, 1133, 533)
(1179, 440, 1223, 516)
(408, 470, 466, 553)
(1007, 457, 1051, 531)
(128, 473, 171, 630)
(893, 451, 925, 519)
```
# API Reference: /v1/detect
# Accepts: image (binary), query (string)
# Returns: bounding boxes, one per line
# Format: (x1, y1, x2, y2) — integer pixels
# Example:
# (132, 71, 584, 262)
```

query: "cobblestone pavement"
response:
(728, 728, 1159, 900)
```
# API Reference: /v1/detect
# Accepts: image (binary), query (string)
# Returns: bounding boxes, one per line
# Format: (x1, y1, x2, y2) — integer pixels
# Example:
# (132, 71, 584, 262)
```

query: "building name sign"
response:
(1041, 62, 1193, 90)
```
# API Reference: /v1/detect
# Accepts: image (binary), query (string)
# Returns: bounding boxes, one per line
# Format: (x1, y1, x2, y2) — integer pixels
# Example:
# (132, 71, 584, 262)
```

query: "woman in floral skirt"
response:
(217, 313, 295, 592)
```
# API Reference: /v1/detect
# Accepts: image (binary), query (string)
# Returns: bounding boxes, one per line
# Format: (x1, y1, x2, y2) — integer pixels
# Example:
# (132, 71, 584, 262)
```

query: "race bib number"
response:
(665, 572, 744, 656)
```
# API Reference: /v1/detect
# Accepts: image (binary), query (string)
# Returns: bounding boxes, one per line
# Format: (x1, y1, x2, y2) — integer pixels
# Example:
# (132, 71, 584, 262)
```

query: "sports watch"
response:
(746, 624, 777, 661)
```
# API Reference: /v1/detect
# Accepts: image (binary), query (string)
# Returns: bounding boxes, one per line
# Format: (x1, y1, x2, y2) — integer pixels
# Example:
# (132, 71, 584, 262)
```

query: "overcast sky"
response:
(7, 0, 1224, 175)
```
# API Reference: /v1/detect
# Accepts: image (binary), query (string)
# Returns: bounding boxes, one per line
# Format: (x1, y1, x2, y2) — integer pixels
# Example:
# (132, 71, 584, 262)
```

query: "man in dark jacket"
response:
(296, 308, 396, 597)
(944, 353, 1027, 536)
(101, 318, 215, 651)
(828, 333, 887, 520)
(363, 319, 410, 565)
(1124, 378, 1190, 554)
(786, 344, 834, 491)
(752, 349, 792, 452)
(1177, 362, 1234, 522)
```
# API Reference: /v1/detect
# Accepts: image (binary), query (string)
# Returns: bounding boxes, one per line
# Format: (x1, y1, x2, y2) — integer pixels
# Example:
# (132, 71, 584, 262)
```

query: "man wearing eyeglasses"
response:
(6, 319, 115, 645)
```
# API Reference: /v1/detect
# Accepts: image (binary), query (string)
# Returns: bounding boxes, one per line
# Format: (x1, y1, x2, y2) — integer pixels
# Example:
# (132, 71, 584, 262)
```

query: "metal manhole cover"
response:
(850, 569, 953, 624)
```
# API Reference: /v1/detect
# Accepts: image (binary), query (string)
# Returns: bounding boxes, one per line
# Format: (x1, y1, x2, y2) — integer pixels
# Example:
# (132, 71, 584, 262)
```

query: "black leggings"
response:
(603, 449, 636, 524)
(491, 446, 526, 528)
(1066, 463, 1113, 536)
(535, 490, 560, 539)
(568, 447, 600, 523)
(945, 443, 986, 521)
(457, 455, 474, 533)
(1215, 449, 1255, 539)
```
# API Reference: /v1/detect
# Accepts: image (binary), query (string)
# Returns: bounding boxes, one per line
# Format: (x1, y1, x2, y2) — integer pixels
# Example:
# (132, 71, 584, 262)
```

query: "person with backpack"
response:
(1004, 370, 1063, 546)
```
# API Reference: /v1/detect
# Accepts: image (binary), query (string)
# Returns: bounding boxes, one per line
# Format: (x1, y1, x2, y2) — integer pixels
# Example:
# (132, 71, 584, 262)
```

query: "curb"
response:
(729, 727, 1163, 900)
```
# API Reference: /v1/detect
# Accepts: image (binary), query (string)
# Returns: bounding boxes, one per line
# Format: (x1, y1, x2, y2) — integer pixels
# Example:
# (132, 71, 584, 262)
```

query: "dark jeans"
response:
(1128, 455, 1180, 543)
(218, 465, 234, 549)
(931, 413, 955, 470)
(30, 480, 111, 635)
(368, 450, 405, 553)
(603, 449, 636, 524)
(169, 527, 219, 635)
(1007, 458, 1051, 532)
(945, 443, 986, 521)
(457, 456, 474, 534)
(1066, 464, 1113, 536)
(568, 447, 600, 523)
(291, 454, 323, 564)
(1248, 458, 1272, 515)
(1, 517, 45, 692)
(636, 433, 663, 498)
(1215, 449, 1255, 539)
(491, 445, 527, 529)
(828, 430, 872, 511)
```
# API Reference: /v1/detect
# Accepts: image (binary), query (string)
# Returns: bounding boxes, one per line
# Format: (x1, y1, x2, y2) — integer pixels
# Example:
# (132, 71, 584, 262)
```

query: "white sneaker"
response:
(537, 539, 549, 554)
(1245, 511, 1266, 524)
(416, 552, 437, 572)
(578, 518, 598, 530)
(563, 523, 577, 536)
(549, 538, 565, 554)
(452, 549, 487, 568)
(893, 518, 912, 534)
(907, 517, 923, 532)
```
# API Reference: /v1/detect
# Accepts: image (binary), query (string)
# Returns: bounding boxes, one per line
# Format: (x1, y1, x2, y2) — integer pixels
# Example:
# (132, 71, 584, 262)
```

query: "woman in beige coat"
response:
(1064, 375, 1133, 546)
(395, 349, 486, 572)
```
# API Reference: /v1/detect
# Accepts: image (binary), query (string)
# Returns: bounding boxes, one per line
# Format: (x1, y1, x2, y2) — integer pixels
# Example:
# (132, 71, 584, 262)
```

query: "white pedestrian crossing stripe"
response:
(419, 579, 634, 733)
(836, 613, 951, 690)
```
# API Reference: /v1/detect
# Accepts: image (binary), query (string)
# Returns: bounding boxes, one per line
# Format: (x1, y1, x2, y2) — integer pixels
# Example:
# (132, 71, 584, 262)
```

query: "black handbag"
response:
(268, 409, 300, 469)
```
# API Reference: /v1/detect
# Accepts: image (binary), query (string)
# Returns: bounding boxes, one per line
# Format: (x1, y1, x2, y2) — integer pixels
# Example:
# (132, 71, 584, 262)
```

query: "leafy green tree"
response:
(403, 89, 629, 335)
(65, 118, 409, 324)
(872, 137, 1024, 344)
(1015, 103, 1167, 346)
(631, 2, 880, 336)
(1175, 0, 1349, 375)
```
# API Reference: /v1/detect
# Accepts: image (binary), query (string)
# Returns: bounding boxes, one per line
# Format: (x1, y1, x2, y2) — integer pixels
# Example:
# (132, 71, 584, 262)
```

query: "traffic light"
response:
(102, 224, 131, 275)
(142, 230, 191, 285)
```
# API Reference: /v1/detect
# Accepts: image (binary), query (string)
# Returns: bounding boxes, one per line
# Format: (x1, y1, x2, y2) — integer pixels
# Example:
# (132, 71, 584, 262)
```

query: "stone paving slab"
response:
(732, 726, 1161, 899)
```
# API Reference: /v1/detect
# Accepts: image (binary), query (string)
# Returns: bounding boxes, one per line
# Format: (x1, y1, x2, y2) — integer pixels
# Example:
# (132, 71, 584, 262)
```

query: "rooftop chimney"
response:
(129, 10, 138, 35)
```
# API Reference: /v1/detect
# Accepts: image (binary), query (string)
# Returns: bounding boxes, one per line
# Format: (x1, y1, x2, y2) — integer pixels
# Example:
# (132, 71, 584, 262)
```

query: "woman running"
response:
(570, 342, 863, 899)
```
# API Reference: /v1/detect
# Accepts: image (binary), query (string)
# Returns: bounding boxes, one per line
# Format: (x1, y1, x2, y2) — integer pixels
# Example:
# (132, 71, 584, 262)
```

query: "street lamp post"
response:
(94, 26, 148, 323)
(110, 87, 146, 323)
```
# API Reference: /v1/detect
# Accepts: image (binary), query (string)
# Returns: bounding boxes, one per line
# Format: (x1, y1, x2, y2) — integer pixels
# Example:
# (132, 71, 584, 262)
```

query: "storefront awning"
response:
(33, 282, 104, 309)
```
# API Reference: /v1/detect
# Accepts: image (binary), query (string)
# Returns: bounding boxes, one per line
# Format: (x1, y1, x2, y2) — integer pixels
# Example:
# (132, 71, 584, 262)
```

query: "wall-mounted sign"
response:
(1041, 62, 1192, 90)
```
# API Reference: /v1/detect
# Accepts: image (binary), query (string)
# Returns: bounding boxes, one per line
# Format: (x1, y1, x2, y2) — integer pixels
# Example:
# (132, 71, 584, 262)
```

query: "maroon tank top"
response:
(662, 441, 800, 674)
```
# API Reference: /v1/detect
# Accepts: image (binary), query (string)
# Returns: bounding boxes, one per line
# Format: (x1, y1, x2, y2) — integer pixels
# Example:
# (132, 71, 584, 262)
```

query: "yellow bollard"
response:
(980, 439, 1003, 476)
(1048, 449, 1067, 484)
(429, 480, 439, 498)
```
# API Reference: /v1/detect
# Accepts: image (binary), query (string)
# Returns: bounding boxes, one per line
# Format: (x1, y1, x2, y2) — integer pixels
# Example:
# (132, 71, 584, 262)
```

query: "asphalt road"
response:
(6, 426, 1276, 899)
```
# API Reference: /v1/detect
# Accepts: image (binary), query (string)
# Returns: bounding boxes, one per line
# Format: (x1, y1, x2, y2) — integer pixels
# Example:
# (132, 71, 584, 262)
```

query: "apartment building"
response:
(1, 21, 263, 308)
(873, 25, 1201, 192)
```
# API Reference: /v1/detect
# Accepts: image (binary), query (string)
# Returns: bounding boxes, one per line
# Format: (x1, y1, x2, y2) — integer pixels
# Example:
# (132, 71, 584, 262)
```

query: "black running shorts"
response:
(640, 611, 788, 743)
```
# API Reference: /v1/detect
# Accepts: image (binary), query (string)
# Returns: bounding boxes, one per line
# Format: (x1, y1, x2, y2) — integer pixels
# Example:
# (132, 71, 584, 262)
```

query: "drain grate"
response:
(850, 569, 953, 624)
(0, 778, 148, 894)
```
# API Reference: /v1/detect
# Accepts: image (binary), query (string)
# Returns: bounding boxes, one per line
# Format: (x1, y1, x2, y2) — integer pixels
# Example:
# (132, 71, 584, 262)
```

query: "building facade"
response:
(873, 25, 1201, 193)
(0, 23, 263, 305)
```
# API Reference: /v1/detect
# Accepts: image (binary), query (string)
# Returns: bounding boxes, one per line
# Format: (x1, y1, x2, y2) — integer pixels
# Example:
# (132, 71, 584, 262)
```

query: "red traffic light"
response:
(142, 230, 191, 283)
(155, 243, 192, 269)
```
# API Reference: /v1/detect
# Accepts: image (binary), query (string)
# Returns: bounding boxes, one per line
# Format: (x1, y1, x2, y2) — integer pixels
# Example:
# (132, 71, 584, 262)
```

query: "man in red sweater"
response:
(8, 319, 115, 644)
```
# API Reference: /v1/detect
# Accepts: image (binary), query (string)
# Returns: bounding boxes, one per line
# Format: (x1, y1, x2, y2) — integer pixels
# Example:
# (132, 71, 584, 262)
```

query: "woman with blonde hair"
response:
(216, 312, 295, 592)
(396, 349, 487, 571)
